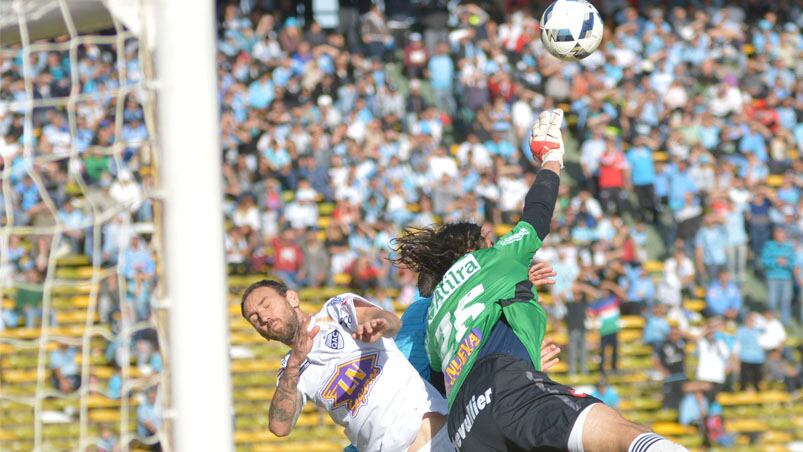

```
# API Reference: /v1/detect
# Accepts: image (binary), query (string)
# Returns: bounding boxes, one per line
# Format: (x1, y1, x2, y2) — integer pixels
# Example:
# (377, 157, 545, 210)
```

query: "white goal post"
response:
(0, 0, 234, 450)
(154, 0, 235, 450)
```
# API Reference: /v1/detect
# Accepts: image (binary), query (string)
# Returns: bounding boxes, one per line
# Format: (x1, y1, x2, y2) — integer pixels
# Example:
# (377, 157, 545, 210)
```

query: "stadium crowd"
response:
(1, 0, 803, 448)
(0, 14, 161, 450)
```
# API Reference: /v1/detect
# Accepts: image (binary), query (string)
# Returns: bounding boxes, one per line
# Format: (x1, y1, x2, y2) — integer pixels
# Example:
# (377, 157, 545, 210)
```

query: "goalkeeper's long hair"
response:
(391, 222, 486, 297)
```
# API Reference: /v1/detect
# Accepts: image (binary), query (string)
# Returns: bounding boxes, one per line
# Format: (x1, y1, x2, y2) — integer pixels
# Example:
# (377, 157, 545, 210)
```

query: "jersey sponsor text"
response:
(432, 255, 481, 311)
(320, 353, 382, 416)
(445, 328, 483, 392)
(452, 387, 493, 449)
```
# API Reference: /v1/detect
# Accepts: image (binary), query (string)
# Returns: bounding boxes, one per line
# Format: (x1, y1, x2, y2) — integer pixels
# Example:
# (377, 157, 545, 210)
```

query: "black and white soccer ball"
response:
(539, 0, 603, 60)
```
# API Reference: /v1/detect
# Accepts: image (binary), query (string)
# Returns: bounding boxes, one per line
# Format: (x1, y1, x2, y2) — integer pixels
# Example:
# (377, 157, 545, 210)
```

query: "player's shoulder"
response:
(401, 296, 432, 321)
(494, 221, 536, 248)
(322, 292, 373, 331)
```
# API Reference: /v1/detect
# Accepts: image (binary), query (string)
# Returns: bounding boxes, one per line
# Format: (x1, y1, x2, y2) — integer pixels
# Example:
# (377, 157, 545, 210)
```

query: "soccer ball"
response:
(539, 0, 603, 60)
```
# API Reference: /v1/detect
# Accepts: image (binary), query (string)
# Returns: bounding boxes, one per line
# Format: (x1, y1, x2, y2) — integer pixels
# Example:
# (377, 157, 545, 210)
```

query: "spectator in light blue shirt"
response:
(97, 427, 119, 452)
(776, 175, 799, 207)
(137, 386, 162, 439)
(735, 313, 765, 392)
(107, 366, 123, 399)
(485, 125, 516, 159)
(653, 161, 671, 202)
(121, 118, 148, 154)
(627, 144, 656, 185)
(705, 270, 742, 321)
(776, 97, 797, 131)
(738, 122, 768, 162)
(14, 176, 41, 213)
(668, 161, 697, 212)
(50, 343, 80, 392)
(722, 200, 748, 284)
(427, 42, 455, 115)
(627, 140, 658, 222)
(623, 265, 656, 308)
(644, 304, 671, 351)
(696, 113, 721, 151)
(247, 73, 274, 109)
(590, 378, 620, 409)
(761, 228, 798, 325)
(695, 215, 728, 281)
(58, 201, 88, 254)
(264, 145, 291, 170)
(679, 383, 733, 449)
(272, 58, 294, 87)
(122, 236, 156, 282)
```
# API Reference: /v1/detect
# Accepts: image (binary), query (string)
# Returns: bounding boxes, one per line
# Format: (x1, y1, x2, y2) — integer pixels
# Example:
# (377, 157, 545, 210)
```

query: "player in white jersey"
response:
(241, 279, 452, 451)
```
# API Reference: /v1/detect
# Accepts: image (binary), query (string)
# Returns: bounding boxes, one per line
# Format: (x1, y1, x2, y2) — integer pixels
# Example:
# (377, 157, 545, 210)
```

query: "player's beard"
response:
(268, 313, 298, 344)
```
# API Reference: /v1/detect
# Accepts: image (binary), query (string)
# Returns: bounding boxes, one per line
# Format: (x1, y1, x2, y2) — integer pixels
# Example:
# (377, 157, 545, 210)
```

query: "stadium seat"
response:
(318, 203, 335, 216)
(333, 273, 351, 285)
(619, 329, 642, 342)
(683, 299, 706, 312)
(494, 224, 513, 237)
(643, 261, 664, 273)
(766, 174, 783, 187)
(651, 422, 697, 436)
(55, 254, 91, 266)
(726, 418, 768, 433)
(87, 409, 122, 423)
(619, 316, 645, 329)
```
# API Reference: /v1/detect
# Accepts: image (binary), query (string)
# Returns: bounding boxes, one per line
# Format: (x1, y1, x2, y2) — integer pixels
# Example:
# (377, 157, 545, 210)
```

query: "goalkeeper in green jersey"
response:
(393, 110, 687, 452)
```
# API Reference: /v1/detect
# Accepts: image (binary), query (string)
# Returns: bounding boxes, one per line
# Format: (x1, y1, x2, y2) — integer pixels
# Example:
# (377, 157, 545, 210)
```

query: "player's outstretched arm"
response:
(522, 109, 564, 241)
(353, 301, 402, 342)
(268, 316, 318, 436)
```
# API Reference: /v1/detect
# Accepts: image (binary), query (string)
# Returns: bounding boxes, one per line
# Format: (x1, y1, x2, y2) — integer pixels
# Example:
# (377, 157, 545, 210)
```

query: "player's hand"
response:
(289, 316, 319, 365)
(529, 109, 565, 168)
(540, 338, 560, 372)
(353, 318, 389, 343)
(529, 260, 557, 287)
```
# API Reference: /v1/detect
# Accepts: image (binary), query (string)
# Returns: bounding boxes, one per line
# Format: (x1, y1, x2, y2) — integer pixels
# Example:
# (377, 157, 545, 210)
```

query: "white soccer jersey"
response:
(278, 293, 448, 451)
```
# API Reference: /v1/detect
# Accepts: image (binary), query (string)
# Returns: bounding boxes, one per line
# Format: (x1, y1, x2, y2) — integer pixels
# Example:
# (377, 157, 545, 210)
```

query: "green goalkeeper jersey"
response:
(426, 221, 547, 406)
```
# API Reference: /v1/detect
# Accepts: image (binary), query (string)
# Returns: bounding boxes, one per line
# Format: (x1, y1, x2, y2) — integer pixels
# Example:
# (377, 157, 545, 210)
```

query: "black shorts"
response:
(448, 353, 601, 452)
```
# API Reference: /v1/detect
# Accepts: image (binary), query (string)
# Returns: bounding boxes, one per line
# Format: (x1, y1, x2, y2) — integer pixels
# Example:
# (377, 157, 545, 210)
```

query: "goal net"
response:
(0, 1, 231, 451)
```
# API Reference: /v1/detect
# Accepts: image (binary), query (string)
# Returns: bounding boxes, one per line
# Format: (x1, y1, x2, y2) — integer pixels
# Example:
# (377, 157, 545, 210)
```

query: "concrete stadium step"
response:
(651, 421, 697, 436)
(0, 326, 90, 339)
(55, 255, 91, 266)
(230, 359, 281, 374)
(717, 390, 792, 406)
(55, 310, 99, 325)
(55, 266, 99, 279)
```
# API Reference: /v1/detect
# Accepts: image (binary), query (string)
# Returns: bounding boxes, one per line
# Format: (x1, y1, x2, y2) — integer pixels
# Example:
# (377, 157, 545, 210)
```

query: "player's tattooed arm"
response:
(268, 368, 303, 436)
(353, 301, 402, 342)
(269, 315, 318, 437)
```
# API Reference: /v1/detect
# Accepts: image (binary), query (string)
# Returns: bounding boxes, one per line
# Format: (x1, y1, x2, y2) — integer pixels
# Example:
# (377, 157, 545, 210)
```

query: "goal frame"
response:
(154, 0, 234, 451)
(1, 0, 234, 450)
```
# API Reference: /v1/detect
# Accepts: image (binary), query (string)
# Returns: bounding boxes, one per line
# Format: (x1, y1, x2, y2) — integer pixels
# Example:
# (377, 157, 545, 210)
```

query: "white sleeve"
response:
(323, 293, 382, 333)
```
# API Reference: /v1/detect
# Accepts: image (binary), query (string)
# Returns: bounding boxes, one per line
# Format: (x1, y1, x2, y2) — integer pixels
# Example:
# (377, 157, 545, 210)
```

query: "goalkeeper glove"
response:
(529, 108, 565, 168)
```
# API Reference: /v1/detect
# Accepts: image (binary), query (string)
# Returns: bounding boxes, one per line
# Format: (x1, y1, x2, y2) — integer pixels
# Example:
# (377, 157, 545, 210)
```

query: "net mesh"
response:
(0, 1, 168, 450)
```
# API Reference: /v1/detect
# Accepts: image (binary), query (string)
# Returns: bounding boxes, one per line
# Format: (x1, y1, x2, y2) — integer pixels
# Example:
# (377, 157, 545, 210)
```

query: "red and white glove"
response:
(529, 109, 565, 168)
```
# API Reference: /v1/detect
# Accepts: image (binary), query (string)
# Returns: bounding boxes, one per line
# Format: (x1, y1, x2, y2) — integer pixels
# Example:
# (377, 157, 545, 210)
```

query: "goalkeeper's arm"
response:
(521, 109, 564, 240)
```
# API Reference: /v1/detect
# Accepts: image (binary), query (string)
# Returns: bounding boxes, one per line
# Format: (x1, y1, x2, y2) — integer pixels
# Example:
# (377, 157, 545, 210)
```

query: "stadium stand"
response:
(1, 0, 802, 451)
